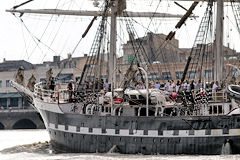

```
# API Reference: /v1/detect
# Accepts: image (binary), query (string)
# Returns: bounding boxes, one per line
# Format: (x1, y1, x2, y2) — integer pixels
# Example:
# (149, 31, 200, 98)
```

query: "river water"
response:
(0, 129, 240, 160)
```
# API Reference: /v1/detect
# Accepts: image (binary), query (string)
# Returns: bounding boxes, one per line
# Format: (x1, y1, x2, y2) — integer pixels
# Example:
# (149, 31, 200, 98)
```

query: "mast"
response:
(109, 0, 118, 89)
(214, 0, 224, 82)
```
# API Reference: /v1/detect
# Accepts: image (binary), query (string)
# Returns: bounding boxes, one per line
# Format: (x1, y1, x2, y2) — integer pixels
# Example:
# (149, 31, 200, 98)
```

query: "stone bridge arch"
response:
(12, 119, 37, 129)
(0, 110, 45, 129)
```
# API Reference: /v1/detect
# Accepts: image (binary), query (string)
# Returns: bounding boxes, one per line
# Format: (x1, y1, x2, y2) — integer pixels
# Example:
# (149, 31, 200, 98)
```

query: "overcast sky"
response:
(0, 0, 239, 64)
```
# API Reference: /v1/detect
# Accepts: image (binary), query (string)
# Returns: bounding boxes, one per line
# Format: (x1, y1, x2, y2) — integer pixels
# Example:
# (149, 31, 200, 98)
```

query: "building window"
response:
(162, 72, 171, 80)
(205, 70, 212, 78)
(0, 98, 7, 108)
(146, 73, 158, 81)
(10, 98, 18, 108)
(176, 72, 183, 79)
(189, 71, 197, 79)
(100, 75, 107, 80)
(58, 73, 73, 83)
(6, 80, 10, 87)
(0, 80, 2, 88)
(40, 78, 46, 83)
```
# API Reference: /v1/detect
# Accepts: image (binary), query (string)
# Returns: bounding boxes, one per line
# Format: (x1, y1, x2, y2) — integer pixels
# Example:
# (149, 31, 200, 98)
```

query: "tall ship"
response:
(7, 0, 240, 154)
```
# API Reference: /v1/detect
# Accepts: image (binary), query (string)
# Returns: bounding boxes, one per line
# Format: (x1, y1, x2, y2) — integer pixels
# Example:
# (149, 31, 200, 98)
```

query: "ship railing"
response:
(210, 90, 229, 103)
(34, 82, 70, 103)
(191, 88, 229, 103)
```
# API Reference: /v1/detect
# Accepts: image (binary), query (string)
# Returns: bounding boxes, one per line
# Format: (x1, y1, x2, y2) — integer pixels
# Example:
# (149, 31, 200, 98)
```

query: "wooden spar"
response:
(82, 16, 97, 38)
(175, 2, 198, 28)
(6, 9, 192, 18)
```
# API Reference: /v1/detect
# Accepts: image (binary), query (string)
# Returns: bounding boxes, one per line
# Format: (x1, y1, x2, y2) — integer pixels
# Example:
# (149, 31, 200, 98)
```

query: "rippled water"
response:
(0, 129, 240, 160)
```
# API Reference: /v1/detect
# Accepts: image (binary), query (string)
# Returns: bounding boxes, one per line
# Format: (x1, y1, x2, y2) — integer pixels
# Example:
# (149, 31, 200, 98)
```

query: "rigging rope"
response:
(185, 1, 213, 83)
(13, 0, 34, 9)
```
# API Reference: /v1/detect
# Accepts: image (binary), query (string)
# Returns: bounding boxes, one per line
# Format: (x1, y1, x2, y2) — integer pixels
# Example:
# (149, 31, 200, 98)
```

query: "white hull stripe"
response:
(48, 123, 240, 138)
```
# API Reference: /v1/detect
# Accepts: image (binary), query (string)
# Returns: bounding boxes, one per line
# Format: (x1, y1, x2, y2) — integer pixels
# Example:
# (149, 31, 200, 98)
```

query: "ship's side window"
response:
(101, 106, 104, 112)
(209, 105, 223, 115)
(209, 106, 212, 114)
(218, 105, 223, 114)
(213, 106, 218, 114)
(106, 107, 109, 112)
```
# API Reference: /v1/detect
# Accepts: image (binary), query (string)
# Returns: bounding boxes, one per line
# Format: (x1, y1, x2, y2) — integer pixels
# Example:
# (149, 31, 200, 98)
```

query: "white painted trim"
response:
(133, 130, 144, 136)
(179, 130, 189, 136)
(106, 129, 115, 135)
(211, 129, 223, 136)
(68, 125, 76, 132)
(163, 130, 174, 136)
(195, 130, 205, 136)
(148, 130, 158, 136)
(229, 129, 240, 136)
(48, 123, 240, 138)
(34, 98, 63, 114)
(120, 129, 129, 136)
(58, 124, 65, 130)
(93, 128, 102, 134)
(80, 127, 89, 134)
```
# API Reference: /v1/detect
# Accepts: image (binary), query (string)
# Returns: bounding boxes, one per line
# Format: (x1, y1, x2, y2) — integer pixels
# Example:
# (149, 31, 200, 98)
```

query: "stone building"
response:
(120, 33, 240, 84)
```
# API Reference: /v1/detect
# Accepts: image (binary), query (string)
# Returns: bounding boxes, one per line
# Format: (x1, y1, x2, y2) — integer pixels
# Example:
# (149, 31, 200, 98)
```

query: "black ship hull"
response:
(49, 129, 240, 154)
(39, 108, 240, 155)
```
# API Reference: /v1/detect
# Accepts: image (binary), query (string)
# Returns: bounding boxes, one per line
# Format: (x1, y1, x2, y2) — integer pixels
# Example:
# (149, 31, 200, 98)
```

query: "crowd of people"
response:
(68, 78, 225, 95)
(48, 75, 226, 102)
(135, 79, 223, 93)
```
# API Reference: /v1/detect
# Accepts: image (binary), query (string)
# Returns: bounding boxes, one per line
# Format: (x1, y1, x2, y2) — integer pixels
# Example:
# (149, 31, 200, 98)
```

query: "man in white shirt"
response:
(155, 81, 160, 89)
(212, 81, 218, 93)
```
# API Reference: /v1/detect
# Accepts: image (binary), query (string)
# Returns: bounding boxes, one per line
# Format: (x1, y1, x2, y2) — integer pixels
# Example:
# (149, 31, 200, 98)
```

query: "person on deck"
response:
(155, 81, 160, 89)
(196, 80, 203, 91)
(136, 81, 145, 89)
(104, 79, 110, 91)
(212, 81, 219, 93)
(94, 78, 99, 92)
(176, 80, 180, 93)
(99, 79, 104, 90)
(68, 80, 74, 102)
